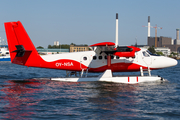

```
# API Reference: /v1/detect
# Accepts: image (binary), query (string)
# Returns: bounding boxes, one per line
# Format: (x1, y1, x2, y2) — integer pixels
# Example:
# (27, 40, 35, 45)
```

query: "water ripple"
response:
(0, 61, 180, 119)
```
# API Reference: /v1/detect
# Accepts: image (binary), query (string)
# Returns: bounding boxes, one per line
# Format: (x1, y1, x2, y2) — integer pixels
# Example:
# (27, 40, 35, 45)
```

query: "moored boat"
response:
(0, 47, 10, 61)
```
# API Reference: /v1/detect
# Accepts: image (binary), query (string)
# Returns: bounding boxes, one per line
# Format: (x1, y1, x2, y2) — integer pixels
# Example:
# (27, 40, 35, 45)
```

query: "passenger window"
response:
(111, 55, 114, 59)
(93, 56, 97, 60)
(104, 56, 107, 59)
(83, 57, 87, 60)
(143, 51, 149, 57)
(99, 56, 102, 60)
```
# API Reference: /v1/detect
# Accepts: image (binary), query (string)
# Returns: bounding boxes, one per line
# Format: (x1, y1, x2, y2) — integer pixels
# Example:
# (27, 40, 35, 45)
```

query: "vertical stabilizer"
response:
(4, 21, 43, 66)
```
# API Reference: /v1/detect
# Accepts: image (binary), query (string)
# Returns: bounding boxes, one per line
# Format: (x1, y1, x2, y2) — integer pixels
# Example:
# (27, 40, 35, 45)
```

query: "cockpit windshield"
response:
(146, 50, 160, 56)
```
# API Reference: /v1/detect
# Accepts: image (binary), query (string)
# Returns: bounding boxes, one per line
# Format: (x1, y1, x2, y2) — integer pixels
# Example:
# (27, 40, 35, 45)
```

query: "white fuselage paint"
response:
(41, 49, 177, 70)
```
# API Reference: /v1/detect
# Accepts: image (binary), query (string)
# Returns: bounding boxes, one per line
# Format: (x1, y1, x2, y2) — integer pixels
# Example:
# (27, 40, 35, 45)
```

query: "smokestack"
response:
(148, 16, 150, 37)
(115, 13, 118, 47)
(176, 29, 179, 40)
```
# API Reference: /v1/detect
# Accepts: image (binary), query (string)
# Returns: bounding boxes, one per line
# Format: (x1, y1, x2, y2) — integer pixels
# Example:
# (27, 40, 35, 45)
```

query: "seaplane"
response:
(4, 14, 178, 84)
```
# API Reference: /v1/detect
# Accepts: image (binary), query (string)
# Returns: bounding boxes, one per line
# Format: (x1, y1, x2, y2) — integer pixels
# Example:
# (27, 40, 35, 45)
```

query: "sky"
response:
(0, 0, 179, 48)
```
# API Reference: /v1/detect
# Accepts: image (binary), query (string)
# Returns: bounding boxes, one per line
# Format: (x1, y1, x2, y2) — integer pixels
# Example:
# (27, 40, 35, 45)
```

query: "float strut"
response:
(140, 67, 143, 76)
(81, 69, 84, 77)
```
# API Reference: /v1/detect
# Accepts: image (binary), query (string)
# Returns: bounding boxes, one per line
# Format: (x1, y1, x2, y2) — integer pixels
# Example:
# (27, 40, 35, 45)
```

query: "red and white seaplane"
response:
(4, 14, 177, 84)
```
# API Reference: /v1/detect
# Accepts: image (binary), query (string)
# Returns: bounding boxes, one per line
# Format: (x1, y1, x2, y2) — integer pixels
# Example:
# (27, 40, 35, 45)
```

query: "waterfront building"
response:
(147, 29, 180, 54)
(155, 47, 171, 56)
(54, 41, 59, 46)
(70, 45, 89, 52)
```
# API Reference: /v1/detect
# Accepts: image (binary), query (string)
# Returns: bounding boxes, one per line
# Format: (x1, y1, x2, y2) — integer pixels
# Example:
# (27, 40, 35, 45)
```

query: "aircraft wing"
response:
(89, 42, 141, 57)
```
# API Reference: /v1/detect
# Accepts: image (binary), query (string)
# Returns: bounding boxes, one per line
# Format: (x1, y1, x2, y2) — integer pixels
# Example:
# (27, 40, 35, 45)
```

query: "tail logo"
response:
(12, 45, 26, 57)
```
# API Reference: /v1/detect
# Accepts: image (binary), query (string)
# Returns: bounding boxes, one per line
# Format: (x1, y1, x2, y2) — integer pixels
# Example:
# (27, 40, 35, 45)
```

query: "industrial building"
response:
(148, 36, 172, 47)
(147, 29, 180, 53)
(146, 16, 180, 54)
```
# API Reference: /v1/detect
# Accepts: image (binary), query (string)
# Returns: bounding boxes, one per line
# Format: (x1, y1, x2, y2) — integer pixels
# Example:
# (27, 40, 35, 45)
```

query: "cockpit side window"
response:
(143, 51, 149, 57)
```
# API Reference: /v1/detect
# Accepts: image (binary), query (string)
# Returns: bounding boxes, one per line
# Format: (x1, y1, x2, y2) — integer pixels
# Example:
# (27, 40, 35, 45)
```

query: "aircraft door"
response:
(142, 51, 152, 66)
(80, 55, 90, 70)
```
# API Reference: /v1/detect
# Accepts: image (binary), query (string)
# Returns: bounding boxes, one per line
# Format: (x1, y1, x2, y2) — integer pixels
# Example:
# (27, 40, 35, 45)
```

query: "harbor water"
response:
(0, 61, 180, 119)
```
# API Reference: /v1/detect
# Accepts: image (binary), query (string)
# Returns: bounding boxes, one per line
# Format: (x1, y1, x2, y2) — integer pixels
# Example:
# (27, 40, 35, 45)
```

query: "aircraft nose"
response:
(159, 57, 177, 68)
(165, 57, 178, 67)
(152, 56, 178, 68)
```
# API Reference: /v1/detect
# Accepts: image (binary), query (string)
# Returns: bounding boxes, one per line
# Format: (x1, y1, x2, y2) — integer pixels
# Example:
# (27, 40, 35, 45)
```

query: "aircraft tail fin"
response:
(4, 21, 42, 66)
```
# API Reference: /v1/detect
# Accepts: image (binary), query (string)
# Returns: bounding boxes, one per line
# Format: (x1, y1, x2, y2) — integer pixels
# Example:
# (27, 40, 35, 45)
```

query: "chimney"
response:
(176, 29, 179, 40)
(148, 16, 150, 37)
(115, 13, 118, 47)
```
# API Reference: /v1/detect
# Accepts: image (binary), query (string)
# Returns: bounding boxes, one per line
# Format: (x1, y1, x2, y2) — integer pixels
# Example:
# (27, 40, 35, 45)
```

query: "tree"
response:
(171, 52, 178, 56)
(47, 43, 89, 49)
(48, 44, 70, 49)
(36, 46, 44, 49)
(48, 45, 52, 49)
(156, 51, 164, 56)
(70, 43, 76, 46)
(148, 46, 156, 54)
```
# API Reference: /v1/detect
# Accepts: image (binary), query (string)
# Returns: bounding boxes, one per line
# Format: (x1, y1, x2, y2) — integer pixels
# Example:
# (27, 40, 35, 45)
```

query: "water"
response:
(0, 61, 180, 119)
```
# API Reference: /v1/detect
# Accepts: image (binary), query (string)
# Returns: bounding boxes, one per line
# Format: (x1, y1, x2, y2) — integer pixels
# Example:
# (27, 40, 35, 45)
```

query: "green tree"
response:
(48, 44, 70, 49)
(36, 46, 44, 49)
(148, 46, 156, 54)
(48, 43, 89, 49)
(171, 52, 178, 56)
(70, 43, 76, 45)
(156, 51, 164, 56)
(48, 45, 52, 49)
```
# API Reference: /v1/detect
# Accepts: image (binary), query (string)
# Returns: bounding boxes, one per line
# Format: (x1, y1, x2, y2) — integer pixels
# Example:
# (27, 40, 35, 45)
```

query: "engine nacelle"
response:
(114, 51, 135, 57)
(113, 46, 141, 57)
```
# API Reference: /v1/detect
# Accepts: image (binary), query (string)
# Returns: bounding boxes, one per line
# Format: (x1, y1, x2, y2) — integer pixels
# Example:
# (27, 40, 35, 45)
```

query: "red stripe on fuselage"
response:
(26, 59, 88, 71)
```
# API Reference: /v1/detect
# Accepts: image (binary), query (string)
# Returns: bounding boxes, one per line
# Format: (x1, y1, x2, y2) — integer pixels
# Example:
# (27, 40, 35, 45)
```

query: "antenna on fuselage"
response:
(115, 13, 118, 47)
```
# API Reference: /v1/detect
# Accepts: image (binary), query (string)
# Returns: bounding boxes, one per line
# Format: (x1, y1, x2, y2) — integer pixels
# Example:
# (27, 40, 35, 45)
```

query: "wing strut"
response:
(107, 54, 111, 69)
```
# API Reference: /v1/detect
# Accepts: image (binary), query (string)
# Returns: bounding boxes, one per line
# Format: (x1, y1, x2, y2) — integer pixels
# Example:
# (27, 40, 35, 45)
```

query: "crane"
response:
(143, 24, 162, 47)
